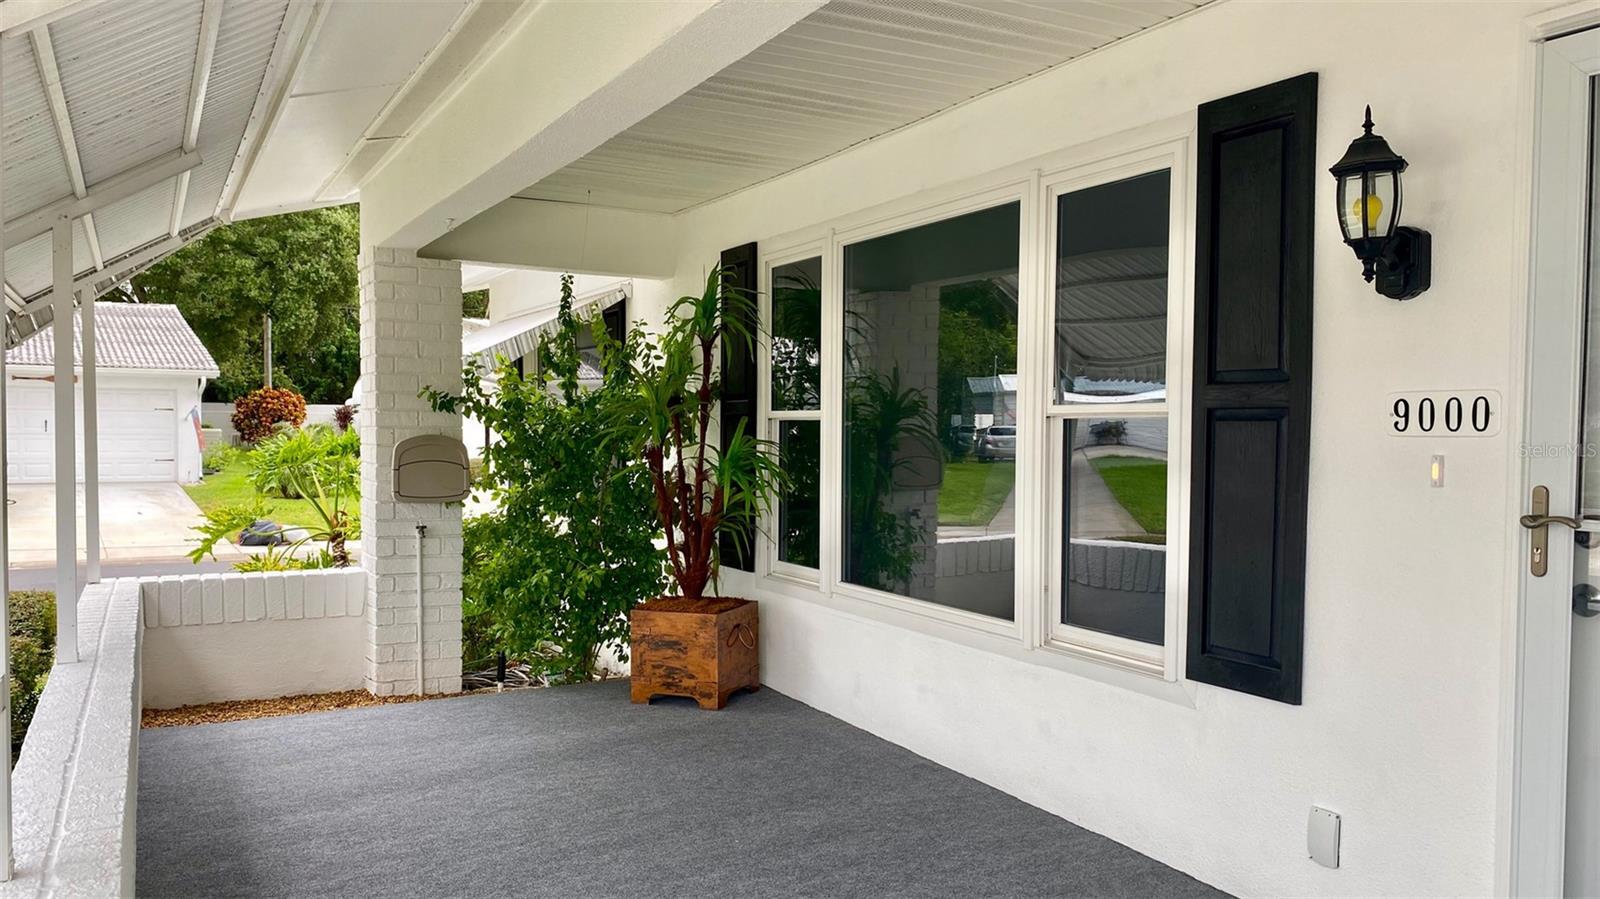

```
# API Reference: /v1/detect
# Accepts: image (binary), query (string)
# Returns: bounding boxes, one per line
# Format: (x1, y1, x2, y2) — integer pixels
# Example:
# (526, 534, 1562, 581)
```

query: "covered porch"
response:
(137, 680, 1219, 898)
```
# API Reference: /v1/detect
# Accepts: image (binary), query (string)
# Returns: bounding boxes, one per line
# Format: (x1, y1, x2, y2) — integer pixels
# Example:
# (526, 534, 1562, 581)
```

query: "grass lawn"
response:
(183, 457, 348, 530)
(1089, 454, 1166, 535)
(939, 460, 1015, 526)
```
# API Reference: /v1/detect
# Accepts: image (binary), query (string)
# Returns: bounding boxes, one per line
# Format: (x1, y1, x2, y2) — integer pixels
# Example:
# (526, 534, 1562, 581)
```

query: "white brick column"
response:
(358, 246, 464, 695)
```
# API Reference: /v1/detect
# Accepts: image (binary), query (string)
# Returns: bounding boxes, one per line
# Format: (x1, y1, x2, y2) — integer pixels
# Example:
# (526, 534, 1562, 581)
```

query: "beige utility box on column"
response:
(392, 435, 470, 503)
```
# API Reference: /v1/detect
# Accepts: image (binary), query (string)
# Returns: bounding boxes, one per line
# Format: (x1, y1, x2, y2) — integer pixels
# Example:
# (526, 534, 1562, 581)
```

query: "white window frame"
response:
(826, 180, 1035, 641)
(1039, 139, 1192, 679)
(758, 242, 827, 585)
(749, 116, 1197, 688)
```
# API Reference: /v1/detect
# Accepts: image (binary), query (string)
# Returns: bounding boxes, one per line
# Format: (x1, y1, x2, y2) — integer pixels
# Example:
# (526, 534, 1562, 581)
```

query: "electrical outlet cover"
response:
(1308, 806, 1341, 869)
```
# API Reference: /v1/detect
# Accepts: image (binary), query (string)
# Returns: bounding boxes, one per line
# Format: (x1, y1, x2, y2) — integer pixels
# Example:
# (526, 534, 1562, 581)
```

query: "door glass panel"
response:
(1054, 170, 1170, 404)
(1060, 418, 1167, 644)
(1568, 74, 1600, 898)
(843, 202, 1019, 620)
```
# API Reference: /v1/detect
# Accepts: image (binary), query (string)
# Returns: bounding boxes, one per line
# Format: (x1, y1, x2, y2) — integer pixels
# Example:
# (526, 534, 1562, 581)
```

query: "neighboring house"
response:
(457, 275, 633, 461)
(4, 303, 216, 484)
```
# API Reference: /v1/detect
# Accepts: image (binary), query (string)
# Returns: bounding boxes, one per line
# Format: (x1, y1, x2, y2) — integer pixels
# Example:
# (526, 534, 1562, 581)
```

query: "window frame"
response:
(748, 117, 1196, 685)
(758, 242, 828, 586)
(1039, 138, 1192, 679)
(826, 181, 1033, 640)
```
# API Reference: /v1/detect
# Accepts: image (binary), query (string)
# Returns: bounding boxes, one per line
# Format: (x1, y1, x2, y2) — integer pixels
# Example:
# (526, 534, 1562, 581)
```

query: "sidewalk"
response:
(6, 482, 248, 567)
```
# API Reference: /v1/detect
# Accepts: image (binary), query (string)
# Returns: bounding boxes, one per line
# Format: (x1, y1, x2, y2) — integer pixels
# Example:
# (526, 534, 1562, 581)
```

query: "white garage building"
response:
(5, 302, 215, 484)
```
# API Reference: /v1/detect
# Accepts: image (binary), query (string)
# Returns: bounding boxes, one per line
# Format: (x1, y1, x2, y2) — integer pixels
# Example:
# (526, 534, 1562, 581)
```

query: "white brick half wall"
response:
(138, 570, 368, 708)
(359, 246, 465, 695)
(3, 580, 143, 899)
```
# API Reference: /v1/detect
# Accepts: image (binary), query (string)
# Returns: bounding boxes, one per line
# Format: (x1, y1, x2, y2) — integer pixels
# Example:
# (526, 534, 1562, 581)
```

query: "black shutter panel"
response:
(603, 296, 626, 344)
(719, 242, 758, 572)
(1187, 73, 1317, 705)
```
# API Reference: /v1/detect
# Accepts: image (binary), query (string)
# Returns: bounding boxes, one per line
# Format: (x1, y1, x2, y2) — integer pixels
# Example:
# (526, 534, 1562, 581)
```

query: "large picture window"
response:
(1049, 169, 1174, 655)
(842, 202, 1020, 620)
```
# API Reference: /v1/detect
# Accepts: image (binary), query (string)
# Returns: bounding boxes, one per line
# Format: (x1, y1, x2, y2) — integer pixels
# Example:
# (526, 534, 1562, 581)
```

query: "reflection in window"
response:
(1055, 170, 1171, 404)
(1052, 169, 1173, 647)
(777, 420, 820, 567)
(768, 257, 822, 571)
(1060, 419, 1166, 644)
(772, 258, 821, 411)
(843, 202, 1019, 620)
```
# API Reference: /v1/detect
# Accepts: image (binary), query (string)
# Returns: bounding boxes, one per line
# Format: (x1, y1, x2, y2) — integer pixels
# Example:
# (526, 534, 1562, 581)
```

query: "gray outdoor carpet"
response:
(138, 681, 1226, 898)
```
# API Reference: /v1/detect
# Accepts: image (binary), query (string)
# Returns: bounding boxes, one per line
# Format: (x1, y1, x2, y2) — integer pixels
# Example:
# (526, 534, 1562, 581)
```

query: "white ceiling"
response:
(230, 0, 478, 218)
(517, 0, 1211, 214)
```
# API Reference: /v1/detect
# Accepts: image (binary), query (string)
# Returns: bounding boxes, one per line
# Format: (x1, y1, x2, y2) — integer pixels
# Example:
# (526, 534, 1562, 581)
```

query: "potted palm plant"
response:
(624, 266, 788, 710)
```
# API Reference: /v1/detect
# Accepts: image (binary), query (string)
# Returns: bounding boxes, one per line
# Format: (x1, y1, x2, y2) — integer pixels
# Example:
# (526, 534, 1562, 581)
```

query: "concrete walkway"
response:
(6, 482, 246, 566)
(138, 681, 1225, 899)
(1068, 447, 1150, 539)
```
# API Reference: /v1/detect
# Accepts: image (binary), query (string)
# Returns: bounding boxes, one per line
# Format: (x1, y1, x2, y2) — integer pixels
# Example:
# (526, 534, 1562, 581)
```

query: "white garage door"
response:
(6, 382, 54, 483)
(95, 387, 179, 481)
(5, 382, 178, 483)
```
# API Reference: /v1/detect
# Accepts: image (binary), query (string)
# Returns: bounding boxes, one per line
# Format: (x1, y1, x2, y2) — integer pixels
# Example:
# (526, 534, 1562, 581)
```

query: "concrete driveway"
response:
(6, 482, 245, 567)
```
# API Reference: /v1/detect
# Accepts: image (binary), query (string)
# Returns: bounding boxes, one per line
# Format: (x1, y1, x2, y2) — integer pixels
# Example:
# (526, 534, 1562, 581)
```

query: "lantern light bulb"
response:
(1351, 192, 1383, 232)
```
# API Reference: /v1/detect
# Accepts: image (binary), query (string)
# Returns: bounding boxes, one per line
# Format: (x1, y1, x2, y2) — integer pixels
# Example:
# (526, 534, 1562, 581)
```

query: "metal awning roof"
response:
(1, 0, 308, 348)
(0, 0, 509, 351)
(463, 281, 629, 368)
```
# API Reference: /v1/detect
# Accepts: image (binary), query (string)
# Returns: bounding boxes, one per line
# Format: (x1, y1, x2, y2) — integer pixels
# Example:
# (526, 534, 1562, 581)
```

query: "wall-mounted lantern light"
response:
(1330, 106, 1431, 300)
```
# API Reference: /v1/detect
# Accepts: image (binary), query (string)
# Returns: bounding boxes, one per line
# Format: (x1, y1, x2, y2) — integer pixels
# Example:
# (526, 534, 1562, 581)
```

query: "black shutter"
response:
(719, 242, 758, 572)
(603, 295, 626, 344)
(1187, 73, 1317, 705)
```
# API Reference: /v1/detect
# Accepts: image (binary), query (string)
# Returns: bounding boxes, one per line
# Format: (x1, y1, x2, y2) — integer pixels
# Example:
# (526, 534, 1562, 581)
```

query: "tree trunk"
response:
(263, 313, 273, 388)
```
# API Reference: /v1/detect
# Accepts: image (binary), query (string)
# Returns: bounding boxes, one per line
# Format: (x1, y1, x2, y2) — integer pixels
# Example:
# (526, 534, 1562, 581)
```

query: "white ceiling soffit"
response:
(231, 0, 524, 219)
(1, 0, 301, 347)
(518, 0, 1211, 214)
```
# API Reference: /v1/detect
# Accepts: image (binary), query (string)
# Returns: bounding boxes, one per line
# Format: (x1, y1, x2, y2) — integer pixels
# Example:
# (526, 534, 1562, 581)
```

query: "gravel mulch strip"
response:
(141, 689, 460, 728)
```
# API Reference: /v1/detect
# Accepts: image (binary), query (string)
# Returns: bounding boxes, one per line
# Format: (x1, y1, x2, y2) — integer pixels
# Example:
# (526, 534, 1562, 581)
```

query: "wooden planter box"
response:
(629, 597, 759, 710)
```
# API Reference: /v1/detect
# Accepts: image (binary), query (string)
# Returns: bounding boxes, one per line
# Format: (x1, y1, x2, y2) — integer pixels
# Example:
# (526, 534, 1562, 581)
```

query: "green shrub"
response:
(9, 591, 56, 754)
(232, 387, 307, 443)
(426, 275, 664, 682)
(202, 443, 243, 472)
(248, 424, 357, 499)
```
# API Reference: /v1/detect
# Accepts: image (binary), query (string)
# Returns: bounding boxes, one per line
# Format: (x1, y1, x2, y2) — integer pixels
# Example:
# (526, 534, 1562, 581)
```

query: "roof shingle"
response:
(6, 303, 219, 375)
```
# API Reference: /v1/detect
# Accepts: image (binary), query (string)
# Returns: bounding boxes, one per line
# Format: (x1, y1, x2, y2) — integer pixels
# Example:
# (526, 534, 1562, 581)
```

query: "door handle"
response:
(1523, 485, 1582, 577)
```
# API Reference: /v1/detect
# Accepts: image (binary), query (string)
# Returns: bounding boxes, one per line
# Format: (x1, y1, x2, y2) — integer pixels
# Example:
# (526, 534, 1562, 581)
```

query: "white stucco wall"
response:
(644, 2, 1562, 896)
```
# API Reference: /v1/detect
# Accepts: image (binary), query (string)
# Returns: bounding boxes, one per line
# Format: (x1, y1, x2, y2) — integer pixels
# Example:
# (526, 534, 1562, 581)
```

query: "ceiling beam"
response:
(171, 0, 224, 237)
(14, 220, 217, 317)
(29, 24, 106, 269)
(0, 0, 112, 34)
(3, 149, 200, 248)
(214, 0, 325, 222)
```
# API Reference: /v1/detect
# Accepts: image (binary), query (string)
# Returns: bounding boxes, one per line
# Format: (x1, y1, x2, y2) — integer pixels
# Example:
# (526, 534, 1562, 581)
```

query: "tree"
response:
(111, 205, 361, 403)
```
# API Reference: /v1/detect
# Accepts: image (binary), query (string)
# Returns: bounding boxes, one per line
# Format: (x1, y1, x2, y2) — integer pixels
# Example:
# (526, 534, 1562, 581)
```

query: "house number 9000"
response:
(1389, 390, 1500, 437)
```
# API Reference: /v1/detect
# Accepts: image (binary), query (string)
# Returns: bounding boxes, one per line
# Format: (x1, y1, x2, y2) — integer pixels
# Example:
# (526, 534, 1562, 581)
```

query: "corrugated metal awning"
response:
(463, 281, 629, 368)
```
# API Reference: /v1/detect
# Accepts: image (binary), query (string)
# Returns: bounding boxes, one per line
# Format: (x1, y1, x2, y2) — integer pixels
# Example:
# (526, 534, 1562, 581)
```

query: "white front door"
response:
(1570, 65, 1600, 899)
(1520, 26, 1600, 899)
